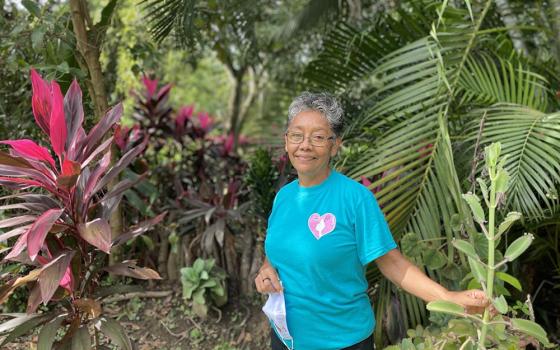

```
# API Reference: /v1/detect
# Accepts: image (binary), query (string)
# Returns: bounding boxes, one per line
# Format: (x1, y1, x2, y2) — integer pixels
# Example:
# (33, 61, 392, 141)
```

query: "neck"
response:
(298, 167, 331, 187)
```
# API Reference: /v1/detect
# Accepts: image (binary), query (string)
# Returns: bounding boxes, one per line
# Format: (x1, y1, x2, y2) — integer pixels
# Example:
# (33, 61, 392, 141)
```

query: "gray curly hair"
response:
(287, 92, 344, 136)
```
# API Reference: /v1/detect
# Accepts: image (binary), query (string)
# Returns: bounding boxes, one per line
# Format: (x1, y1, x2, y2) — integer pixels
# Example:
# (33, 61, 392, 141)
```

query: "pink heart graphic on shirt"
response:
(308, 213, 336, 240)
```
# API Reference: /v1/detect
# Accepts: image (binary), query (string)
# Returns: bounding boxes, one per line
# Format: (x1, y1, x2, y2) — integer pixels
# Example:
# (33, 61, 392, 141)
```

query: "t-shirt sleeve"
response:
(354, 191, 397, 265)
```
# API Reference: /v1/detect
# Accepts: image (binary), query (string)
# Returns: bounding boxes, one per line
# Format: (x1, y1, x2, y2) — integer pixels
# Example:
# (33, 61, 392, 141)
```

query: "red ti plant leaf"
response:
(77, 218, 112, 253)
(104, 260, 161, 280)
(198, 111, 212, 132)
(30, 68, 51, 136)
(0, 177, 43, 190)
(49, 81, 67, 159)
(142, 76, 158, 98)
(27, 208, 65, 261)
(0, 150, 33, 168)
(80, 103, 122, 161)
(112, 212, 167, 246)
(64, 79, 86, 161)
(57, 159, 81, 190)
(0, 140, 56, 169)
(37, 251, 75, 304)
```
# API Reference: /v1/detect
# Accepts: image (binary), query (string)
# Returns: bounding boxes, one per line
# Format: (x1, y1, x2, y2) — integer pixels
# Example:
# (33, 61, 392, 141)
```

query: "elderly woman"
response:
(255, 92, 487, 350)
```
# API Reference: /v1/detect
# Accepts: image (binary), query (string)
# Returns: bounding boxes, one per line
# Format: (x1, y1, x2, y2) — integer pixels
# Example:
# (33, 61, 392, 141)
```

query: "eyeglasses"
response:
(285, 132, 335, 147)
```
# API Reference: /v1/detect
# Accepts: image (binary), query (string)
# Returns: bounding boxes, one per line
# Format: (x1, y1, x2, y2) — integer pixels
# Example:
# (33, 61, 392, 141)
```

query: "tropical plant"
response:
(180, 257, 227, 318)
(418, 143, 551, 349)
(301, 0, 560, 346)
(0, 69, 165, 348)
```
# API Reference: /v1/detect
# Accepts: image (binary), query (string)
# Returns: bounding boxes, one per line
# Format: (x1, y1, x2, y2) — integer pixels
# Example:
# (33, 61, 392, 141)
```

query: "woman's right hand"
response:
(255, 258, 283, 294)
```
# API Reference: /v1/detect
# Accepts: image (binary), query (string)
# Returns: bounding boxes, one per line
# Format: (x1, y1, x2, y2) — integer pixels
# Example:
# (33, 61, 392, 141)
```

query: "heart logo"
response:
(308, 213, 336, 240)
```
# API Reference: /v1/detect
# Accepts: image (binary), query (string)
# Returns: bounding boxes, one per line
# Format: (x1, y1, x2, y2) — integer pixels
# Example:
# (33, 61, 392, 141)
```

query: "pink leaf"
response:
(59, 266, 74, 292)
(64, 79, 86, 160)
(49, 81, 67, 158)
(3, 230, 29, 261)
(0, 176, 43, 189)
(156, 83, 172, 100)
(0, 140, 56, 169)
(80, 103, 122, 161)
(61, 159, 80, 176)
(198, 112, 212, 131)
(38, 251, 75, 304)
(27, 208, 65, 261)
(30, 69, 51, 136)
(142, 76, 158, 97)
(361, 176, 372, 187)
(223, 133, 234, 154)
(175, 105, 194, 132)
(77, 218, 112, 253)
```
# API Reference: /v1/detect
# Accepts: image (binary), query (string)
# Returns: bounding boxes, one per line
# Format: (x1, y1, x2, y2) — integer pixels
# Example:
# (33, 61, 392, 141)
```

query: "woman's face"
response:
(285, 110, 341, 182)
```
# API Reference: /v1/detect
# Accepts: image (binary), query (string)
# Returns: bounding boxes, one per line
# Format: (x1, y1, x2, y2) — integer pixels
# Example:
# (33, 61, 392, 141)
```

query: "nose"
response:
(298, 136, 313, 150)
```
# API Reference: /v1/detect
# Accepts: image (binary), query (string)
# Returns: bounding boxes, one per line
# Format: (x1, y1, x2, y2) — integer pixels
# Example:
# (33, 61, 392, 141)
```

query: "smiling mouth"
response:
(295, 155, 316, 161)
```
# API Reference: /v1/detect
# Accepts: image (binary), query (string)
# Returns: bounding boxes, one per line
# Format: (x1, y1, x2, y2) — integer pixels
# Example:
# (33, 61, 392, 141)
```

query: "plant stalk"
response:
(479, 179, 496, 349)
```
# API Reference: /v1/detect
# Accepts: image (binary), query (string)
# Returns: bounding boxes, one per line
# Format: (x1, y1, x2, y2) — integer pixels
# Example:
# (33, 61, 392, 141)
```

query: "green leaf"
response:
(423, 248, 447, 270)
(96, 317, 132, 350)
(401, 232, 423, 257)
(31, 28, 46, 50)
(450, 214, 462, 232)
(462, 193, 485, 223)
(0, 314, 51, 346)
(193, 259, 204, 274)
(468, 257, 486, 283)
(71, 327, 91, 350)
(497, 212, 522, 237)
(426, 300, 465, 316)
(496, 271, 522, 291)
(493, 295, 508, 314)
(485, 143, 501, 170)
(193, 288, 206, 305)
(477, 178, 489, 206)
(511, 318, 550, 345)
(97, 0, 118, 28)
(504, 234, 534, 261)
(453, 239, 479, 260)
(494, 168, 510, 193)
(200, 271, 209, 280)
(38, 314, 66, 350)
(22, 0, 41, 17)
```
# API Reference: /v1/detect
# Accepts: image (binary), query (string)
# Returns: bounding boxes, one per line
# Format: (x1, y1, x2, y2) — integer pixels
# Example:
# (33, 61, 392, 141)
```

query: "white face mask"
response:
(262, 292, 294, 349)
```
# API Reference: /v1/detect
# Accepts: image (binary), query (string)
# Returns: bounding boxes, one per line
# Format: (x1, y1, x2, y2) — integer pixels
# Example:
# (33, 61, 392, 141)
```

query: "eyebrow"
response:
(288, 126, 330, 133)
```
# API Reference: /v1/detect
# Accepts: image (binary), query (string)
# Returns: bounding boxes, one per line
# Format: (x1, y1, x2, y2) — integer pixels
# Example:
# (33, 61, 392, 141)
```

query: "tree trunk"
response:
(550, 0, 560, 64)
(228, 68, 246, 149)
(239, 226, 254, 296)
(494, 0, 528, 55)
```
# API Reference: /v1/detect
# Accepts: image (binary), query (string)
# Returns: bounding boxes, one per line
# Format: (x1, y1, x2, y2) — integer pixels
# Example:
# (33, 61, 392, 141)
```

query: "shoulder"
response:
(333, 171, 374, 200)
(275, 178, 298, 198)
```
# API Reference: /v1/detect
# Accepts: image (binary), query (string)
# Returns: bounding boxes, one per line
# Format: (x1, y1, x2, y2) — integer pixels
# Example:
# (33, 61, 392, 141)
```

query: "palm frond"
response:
(458, 53, 552, 111)
(466, 105, 560, 219)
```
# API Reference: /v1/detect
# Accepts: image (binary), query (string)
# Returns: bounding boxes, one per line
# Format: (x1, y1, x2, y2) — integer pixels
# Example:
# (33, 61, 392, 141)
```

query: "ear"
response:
(284, 133, 289, 153)
(330, 137, 342, 157)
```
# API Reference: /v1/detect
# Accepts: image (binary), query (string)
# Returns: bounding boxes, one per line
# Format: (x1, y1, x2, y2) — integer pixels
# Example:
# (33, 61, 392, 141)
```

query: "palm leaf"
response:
(466, 105, 560, 219)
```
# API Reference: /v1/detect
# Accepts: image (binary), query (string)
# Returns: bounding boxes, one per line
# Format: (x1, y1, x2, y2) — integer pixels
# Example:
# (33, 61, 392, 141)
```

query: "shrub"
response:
(180, 258, 227, 318)
(0, 69, 165, 348)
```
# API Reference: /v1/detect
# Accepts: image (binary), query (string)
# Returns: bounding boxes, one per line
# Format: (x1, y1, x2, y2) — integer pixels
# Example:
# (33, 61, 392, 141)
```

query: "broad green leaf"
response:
(453, 239, 479, 260)
(71, 327, 91, 350)
(462, 193, 485, 223)
(511, 318, 550, 345)
(476, 178, 489, 206)
(448, 319, 476, 337)
(22, 0, 41, 17)
(450, 214, 462, 232)
(200, 271, 209, 280)
(423, 248, 447, 270)
(96, 317, 132, 350)
(401, 232, 423, 257)
(0, 313, 51, 346)
(494, 168, 510, 194)
(485, 143, 501, 170)
(193, 288, 206, 305)
(468, 257, 486, 283)
(497, 212, 522, 237)
(496, 271, 522, 291)
(426, 300, 465, 316)
(493, 295, 508, 314)
(38, 314, 66, 350)
(193, 259, 204, 274)
(504, 234, 534, 261)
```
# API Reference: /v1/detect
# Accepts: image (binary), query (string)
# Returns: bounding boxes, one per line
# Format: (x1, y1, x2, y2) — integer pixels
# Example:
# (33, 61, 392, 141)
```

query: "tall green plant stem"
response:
(479, 182, 496, 349)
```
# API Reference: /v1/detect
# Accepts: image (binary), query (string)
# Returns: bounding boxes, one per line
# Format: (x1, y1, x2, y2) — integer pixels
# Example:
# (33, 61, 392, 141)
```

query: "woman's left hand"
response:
(444, 289, 489, 314)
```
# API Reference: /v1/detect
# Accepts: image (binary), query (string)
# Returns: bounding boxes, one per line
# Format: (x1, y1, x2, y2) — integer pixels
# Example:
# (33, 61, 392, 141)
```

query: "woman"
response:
(255, 92, 487, 350)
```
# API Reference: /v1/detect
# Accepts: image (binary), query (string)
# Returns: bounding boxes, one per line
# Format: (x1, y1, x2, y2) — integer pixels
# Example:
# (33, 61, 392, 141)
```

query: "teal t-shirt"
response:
(265, 170, 397, 350)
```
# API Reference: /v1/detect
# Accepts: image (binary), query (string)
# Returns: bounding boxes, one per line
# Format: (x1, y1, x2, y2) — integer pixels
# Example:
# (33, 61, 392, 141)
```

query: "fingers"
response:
(254, 266, 283, 294)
